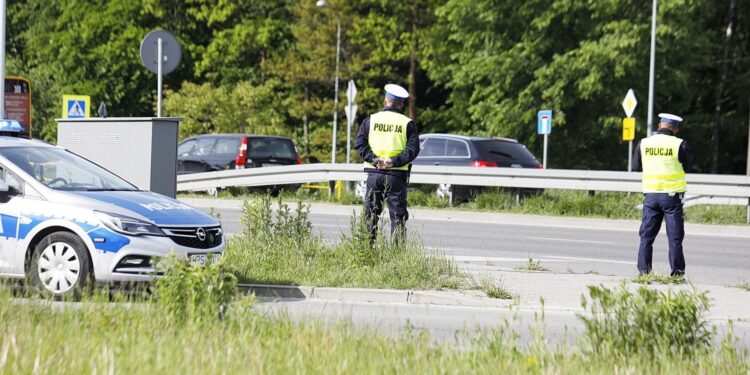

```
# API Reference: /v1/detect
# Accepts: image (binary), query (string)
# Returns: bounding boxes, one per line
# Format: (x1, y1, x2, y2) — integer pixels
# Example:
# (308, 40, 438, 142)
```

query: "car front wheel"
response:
(29, 232, 92, 296)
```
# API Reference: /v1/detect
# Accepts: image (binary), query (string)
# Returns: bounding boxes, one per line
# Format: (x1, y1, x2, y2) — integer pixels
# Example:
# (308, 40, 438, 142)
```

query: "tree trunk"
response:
(408, 3, 419, 120)
(711, 0, 736, 173)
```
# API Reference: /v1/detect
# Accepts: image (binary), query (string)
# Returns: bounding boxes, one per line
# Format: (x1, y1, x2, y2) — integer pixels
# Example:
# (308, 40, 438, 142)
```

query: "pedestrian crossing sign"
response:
(62, 95, 91, 119)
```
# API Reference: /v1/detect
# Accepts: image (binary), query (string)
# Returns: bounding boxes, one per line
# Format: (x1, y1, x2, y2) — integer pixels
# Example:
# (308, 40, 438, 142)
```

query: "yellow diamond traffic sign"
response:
(622, 89, 637, 118)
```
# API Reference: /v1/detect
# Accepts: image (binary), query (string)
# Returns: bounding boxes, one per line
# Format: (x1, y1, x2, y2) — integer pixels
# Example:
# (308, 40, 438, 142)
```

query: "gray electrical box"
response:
(56, 117, 182, 198)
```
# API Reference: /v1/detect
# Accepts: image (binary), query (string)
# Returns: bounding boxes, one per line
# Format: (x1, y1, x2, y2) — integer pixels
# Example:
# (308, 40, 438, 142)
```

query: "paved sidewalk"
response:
(459, 262, 750, 323)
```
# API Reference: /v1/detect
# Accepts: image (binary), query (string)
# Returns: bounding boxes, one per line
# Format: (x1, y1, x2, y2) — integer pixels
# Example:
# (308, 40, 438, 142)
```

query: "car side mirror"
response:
(0, 180, 9, 193)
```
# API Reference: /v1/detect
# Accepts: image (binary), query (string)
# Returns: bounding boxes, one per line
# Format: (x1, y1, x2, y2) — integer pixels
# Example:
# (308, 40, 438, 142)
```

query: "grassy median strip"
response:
(1, 271, 747, 374)
(221, 196, 463, 290)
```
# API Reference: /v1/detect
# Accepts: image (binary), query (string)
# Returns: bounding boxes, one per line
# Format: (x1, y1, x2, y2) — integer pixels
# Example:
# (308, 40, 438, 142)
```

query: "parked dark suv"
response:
(412, 134, 542, 202)
(177, 134, 301, 174)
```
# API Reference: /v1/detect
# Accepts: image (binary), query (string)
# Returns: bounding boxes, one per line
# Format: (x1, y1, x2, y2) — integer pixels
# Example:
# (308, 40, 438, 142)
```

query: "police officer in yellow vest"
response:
(632, 113, 694, 276)
(354, 84, 420, 243)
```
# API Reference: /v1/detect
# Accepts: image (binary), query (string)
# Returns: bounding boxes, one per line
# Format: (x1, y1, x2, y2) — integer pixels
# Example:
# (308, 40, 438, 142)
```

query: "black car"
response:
(412, 134, 542, 202)
(177, 134, 301, 174)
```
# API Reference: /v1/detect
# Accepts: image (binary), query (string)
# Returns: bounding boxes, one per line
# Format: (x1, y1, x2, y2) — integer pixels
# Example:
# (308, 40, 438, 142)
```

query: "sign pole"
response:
(646, 0, 657, 136)
(537, 110, 552, 169)
(0, 0, 6, 119)
(346, 101, 354, 164)
(157, 37, 162, 117)
(628, 140, 633, 172)
(543, 133, 548, 169)
(622, 90, 638, 171)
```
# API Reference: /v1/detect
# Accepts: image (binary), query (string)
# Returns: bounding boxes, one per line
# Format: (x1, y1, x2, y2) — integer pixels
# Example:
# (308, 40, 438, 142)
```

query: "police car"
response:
(0, 136, 224, 296)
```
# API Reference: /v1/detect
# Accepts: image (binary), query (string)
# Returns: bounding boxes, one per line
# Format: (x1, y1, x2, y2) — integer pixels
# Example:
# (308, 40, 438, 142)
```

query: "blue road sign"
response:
(537, 110, 552, 135)
(67, 100, 86, 118)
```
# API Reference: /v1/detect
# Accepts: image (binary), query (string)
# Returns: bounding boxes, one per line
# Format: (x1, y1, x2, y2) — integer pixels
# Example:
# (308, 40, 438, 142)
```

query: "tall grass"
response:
(221, 195, 462, 289)
(0, 279, 746, 374)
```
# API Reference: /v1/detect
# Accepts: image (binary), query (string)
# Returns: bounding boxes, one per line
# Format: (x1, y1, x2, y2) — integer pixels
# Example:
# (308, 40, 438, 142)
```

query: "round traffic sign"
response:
(140, 30, 181, 74)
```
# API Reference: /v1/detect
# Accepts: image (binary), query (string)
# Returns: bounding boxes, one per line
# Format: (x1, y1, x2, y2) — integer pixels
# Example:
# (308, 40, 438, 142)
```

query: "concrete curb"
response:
(237, 283, 510, 308)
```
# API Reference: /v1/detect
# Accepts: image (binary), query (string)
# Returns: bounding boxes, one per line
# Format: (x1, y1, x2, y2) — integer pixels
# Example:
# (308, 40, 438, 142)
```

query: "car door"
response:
(0, 166, 24, 274)
(177, 138, 197, 174)
(180, 137, 217, 173)
(206, 137, 242, 170)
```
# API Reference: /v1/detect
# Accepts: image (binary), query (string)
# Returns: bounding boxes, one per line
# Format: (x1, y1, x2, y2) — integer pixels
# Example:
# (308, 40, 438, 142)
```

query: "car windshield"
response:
(0, 146, 137, 191)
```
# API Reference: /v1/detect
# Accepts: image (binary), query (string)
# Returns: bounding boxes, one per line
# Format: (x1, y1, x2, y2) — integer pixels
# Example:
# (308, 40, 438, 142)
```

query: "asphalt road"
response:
(202, 202, 750, 286)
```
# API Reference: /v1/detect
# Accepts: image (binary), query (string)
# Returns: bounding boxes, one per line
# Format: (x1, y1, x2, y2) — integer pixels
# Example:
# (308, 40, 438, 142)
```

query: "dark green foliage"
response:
(7, 0, 750, 172)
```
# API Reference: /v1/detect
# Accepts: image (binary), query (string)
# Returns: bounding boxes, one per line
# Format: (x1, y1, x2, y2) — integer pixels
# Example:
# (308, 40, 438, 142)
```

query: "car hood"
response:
(64, 191, 219, 227)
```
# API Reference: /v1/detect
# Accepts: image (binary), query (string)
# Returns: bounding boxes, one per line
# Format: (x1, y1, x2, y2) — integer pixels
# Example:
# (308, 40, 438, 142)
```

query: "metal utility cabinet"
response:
(56, 117, 182, 198)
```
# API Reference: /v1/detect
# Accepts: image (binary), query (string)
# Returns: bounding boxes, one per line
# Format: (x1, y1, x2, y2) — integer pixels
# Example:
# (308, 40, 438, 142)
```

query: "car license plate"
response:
(261, 163, 280, 167)
(189, 253, 221, 266)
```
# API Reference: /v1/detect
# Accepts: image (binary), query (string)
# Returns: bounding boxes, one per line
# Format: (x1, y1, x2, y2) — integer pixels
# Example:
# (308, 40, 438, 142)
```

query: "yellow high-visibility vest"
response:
(640, 134, 686, 193)
(364, 111, 411, 171)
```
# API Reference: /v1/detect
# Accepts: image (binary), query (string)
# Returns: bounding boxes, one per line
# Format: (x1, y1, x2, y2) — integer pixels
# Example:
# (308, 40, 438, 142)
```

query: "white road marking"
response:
(312, 223, 344, 228)
(526, 236, 615, 245)
(449, 255, 565, 263)
(545, 255, 636, 265)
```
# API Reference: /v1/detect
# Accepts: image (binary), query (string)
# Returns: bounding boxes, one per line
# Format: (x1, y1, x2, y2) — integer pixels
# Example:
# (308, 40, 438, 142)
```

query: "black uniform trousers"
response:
(637, 193, 686, 276)
(364, 172, 408, 243)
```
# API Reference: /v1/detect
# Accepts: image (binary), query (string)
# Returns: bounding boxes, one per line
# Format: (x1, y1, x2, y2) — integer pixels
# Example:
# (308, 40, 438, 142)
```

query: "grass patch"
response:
(221, 195, 463, 290)
(514, 258, 549, 272)
(407, 190, 451, 209)
(1, 278, 747, 374)
(684, 204, 749, 225)
(479, 278, 514, 300)
(633, 273, 687, 285)
(735, 281, 750, 292)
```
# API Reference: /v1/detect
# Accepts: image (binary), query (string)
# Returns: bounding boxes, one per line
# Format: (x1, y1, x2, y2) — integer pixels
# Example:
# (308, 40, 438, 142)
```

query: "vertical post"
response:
(628, 140, 633, 172)
(0, 0, 6, 120)
(157, 37, 163, 117)
(646, 0, 657, 136)
(346, 101, 352, 164)
(543, 133, 548, 169)
(329, 19, 341, 196)
(331, 20, 340, 164)
(746, 98, 750, 176)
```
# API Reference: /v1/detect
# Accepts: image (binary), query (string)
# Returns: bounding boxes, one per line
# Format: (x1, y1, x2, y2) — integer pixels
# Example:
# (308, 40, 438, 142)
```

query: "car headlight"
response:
(95, 211, 165, 236)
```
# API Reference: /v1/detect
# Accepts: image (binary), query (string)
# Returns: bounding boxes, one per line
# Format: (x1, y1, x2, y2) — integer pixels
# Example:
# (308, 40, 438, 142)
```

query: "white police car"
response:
(0, 136, 224, 295)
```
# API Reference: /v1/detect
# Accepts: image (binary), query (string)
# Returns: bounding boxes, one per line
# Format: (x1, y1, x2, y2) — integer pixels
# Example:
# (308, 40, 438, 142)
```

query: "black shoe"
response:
(670, 270, 685, 277)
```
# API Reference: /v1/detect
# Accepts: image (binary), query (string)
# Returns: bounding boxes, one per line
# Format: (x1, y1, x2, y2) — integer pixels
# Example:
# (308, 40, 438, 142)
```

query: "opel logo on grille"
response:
(196, 227, 206, 241)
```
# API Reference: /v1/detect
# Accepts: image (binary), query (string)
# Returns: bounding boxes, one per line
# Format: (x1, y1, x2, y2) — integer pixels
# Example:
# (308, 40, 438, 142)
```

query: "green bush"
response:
(153, 256, 238, 325)
(579, 283, 713, 357)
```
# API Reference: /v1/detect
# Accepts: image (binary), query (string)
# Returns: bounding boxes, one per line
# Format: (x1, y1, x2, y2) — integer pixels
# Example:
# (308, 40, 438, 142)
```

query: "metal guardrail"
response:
(176, 163, 750, 199)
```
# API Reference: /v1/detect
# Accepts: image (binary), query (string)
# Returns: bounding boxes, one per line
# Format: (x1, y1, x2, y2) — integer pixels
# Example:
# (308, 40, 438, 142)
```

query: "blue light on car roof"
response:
(0, 120, 23, 133)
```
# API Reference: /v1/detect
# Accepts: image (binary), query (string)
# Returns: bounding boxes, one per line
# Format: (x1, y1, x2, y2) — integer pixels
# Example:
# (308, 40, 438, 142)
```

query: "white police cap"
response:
(658, 113, 683, 126)
(384, 84, 409, 101)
